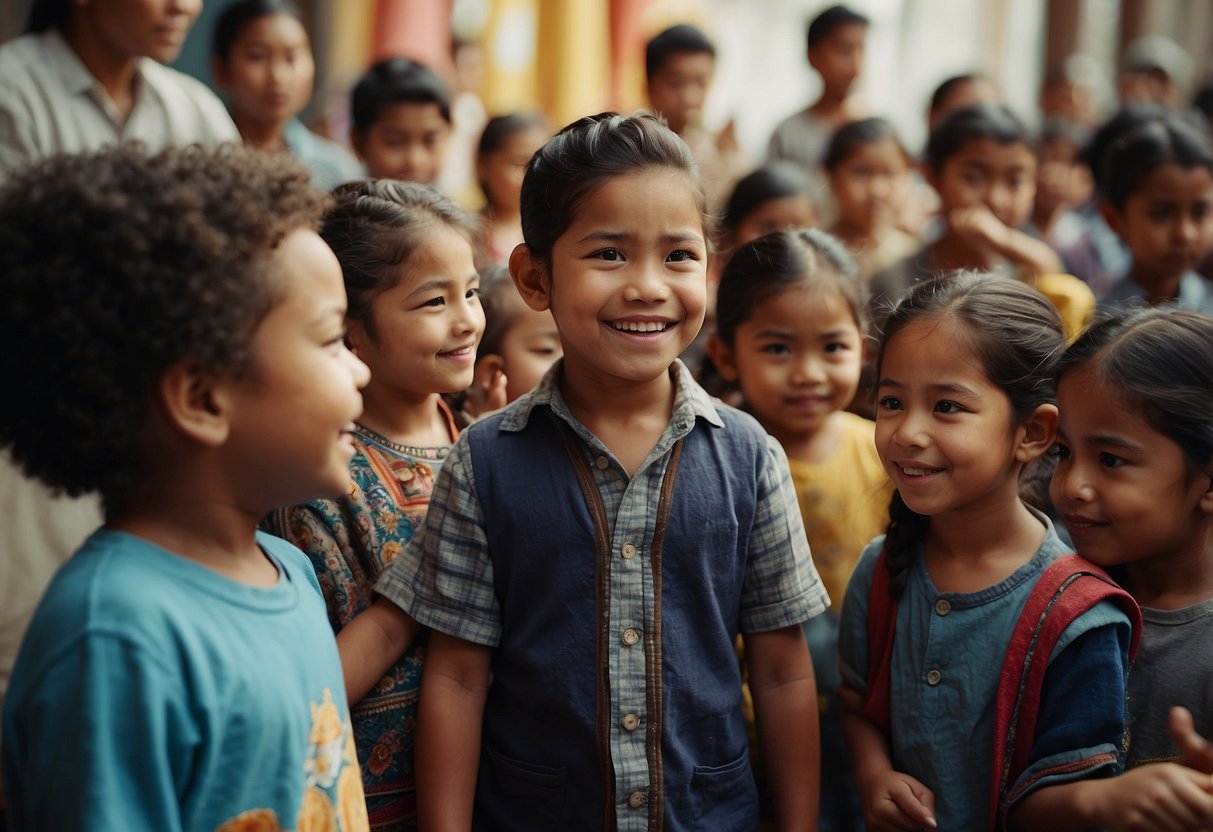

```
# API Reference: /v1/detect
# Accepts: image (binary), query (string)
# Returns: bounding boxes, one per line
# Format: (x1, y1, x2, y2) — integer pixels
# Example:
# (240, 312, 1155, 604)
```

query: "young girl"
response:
(1098, 116, 1213, 315)
(264, 180, 483, 831)
(375, 112, 827, 830)
(839, 274, 1139, 831)
(0, 145, 370, 831)
(211, 0, 362, 191)
(719, 162, 820, 252)
(1048, 308, 1213, 827)
(475, 113, 548, 266)
(469, 264, 562, 407)
(870, 102, 1094, 339)
(708, 228, 893, 832)
(823, 118, 918, 282)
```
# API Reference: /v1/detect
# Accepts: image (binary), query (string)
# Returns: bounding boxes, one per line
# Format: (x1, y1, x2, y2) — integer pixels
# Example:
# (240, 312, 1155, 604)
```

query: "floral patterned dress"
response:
(264, 402, 457, 832)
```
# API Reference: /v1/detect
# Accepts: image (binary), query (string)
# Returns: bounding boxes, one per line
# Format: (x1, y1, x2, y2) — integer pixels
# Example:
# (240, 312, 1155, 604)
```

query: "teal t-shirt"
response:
(2, 529, 367, 832)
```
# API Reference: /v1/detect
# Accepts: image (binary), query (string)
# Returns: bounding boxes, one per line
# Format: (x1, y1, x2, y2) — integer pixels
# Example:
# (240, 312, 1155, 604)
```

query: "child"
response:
(1098, 115, 1213, 315)
(0, 145, 371, 831)
(211, 0, 362, 190)
(1052, 310, 1213, 778)
(870, 102, 1094, 339)
(350, 58, 452, 185)
(264, 179, 482, 831)
(839, 274, 1138, 831)
(823, 118, 918, 282)
(719, 162, 820, 252)
(768, 5, 868, 172)
(708, 228, 893, 832)
(645, 23, 746, 212)
(475, 113, 548, 266)
(1030, 118, 1105, 292)
(375, 112, 827, 829)
(470, 264, 562, 407)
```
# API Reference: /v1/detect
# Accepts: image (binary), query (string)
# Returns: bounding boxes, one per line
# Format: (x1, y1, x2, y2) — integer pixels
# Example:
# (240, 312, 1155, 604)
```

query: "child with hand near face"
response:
(0, 145, 371, 832)
(376, 112, 828, 830)
(265, 180, 483, 831)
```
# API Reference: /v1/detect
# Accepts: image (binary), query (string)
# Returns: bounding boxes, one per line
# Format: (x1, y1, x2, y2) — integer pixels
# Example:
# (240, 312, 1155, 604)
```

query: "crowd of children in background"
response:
(2, 0, 1213, 830)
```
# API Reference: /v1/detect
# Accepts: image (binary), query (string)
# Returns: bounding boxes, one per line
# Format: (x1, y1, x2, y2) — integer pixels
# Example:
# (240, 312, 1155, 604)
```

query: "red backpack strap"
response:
(988, 554, 1142, 831)
(852, 547, 898, 735)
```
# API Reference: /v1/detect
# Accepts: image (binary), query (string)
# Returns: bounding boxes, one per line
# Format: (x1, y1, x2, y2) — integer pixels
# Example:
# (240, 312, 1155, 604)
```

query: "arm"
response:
(949, 205, 1064, 276)
(336, 596, 421, 704)
(841, 708, 936, 831)
(745, 625, 819, 831)
(416, 631, 492, 832)
(1010, 765, 1213, 831)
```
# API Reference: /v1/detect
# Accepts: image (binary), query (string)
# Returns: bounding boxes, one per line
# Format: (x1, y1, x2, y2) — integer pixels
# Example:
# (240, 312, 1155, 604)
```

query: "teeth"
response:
(902, 467, 935, 476)
(611, 320, 670, 333)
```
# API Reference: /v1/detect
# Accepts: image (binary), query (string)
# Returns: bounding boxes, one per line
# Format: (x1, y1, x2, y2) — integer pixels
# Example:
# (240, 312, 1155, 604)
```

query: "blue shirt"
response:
(838, 516, 1133, 830)
(1098, 270, 1213, 316)
(283, 118, 363, 192)
(2, 530, 368, 832)
(377, 360, 828, 830)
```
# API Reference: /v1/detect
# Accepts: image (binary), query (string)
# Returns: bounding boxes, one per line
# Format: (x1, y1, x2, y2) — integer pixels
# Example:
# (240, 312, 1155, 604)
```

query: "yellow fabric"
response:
(1018, 271, 1096, 342)
(786, 412, 893, 609)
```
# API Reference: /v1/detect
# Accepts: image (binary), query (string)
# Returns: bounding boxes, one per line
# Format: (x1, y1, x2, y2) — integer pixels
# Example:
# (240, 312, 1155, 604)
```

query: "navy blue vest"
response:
(467, 404, 768, 830)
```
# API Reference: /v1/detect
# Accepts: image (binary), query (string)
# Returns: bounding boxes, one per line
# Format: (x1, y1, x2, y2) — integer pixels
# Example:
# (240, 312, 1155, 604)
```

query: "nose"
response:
(453, 290, 484, 337)
(986, 184, 1012, 223)
(621, 258, 671, 304)
(1052, 454, 1094, 504)
(346, 346, 371, 389)
(790, 353, 828, 386)
(1175, 213, 1199, 246)
(890, 406, 930, 449)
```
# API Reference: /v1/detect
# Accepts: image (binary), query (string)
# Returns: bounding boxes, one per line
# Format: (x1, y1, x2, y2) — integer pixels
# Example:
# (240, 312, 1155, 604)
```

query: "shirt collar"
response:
(499, 358, 724, 434)
(43, 28, 149, 109)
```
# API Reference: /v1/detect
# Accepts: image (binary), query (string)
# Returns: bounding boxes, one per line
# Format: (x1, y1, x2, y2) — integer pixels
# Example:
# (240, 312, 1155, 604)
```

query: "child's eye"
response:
(934, 400, 963, 414)
(324, 331, 348, 349)
(760, 343, 791, 356)
(591, 248, 625, 262)
(420, 296, 445, 308)
(1098, 452, 1126, 469)
(466, 287, 480, 300)
(667, 249, 698, 263)
(529, 346, 558, 357)
(1050, 442, 1071, 461)
(824, 341, 847, 353)
(877, 395, 901, 411)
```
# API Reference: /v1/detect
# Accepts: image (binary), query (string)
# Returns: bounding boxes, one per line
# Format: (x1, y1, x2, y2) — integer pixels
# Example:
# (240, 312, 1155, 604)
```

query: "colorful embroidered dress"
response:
(264, 401, 457, 832)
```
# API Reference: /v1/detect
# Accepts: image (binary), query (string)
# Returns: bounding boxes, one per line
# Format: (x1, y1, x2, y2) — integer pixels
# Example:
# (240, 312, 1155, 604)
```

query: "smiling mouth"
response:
(608, 320, 674, 333)
(899, 464, 944, 477)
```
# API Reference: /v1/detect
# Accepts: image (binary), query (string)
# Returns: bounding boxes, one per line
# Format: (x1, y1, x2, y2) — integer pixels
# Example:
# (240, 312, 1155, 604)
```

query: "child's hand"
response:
(1172, 706, 1213, 775)
(464, 365, 509, 421)
(1095, 762, 1213, 831)
(948, 205, 1009, 263)
(860, 769, 937, 831)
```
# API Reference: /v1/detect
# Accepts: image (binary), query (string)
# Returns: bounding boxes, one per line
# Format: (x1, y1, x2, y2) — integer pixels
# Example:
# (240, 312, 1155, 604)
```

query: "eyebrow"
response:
(876, 379, 980, 397)
(407, 272, 478, 299)
(575, 230, 704, 246)
(1085, 433, 1145, 452)
(309, 305, 347, 326)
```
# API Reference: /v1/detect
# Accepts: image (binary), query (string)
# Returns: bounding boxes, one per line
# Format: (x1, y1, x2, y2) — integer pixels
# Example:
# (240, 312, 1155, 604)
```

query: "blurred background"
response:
(2, 0, 1210, 161)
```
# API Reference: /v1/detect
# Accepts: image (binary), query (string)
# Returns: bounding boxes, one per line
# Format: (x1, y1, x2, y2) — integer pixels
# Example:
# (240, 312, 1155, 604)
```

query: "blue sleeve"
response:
(1006, 605, 1132, 807)
(836, 537, 884, 694)
(3, 632, 197, 832)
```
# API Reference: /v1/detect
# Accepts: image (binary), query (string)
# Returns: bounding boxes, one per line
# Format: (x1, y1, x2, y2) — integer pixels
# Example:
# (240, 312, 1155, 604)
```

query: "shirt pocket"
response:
(478, 745, 567, 830)
(691, 746, 758, 829)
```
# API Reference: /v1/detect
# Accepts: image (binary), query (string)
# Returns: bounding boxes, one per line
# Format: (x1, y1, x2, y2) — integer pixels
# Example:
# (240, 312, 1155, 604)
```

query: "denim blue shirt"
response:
(838, 514, 1133, 829)
(378, 360, 827, 830)
(1098, 270, 1213, 316)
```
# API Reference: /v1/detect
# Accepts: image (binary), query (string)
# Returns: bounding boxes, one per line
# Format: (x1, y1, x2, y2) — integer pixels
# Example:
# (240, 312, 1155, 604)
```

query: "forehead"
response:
(369, 101, 448, 134)
(1129, 163, 1213, 202)
(815, 22, 867, 49)
(840, 137, 908, 167)
(946, 138, 1035, 172)
(881, 315, 991, 383)
(652, 51, 715, 80)
(566, 169, 706, 238)
(744, 282, 859, 332)
(234, 12, 309, 46)
(1058, 364, 1152, 434)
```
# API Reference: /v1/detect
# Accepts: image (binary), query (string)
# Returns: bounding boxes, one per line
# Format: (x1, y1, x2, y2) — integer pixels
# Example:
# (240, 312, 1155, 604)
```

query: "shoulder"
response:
(138, 61, 236, 135)
(0, 33, 45, 72)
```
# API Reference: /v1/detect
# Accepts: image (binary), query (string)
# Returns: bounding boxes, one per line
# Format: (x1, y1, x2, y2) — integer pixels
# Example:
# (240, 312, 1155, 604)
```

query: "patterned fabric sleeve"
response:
(266, 501, 367, 632)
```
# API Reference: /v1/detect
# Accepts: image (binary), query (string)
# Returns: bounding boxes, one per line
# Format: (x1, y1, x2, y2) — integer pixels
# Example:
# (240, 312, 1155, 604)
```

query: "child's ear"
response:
(158, 359, 230, 448)
(510, 244, 552, 312)
(1099, 201, 1124, 238)
(1014, 403, 1059, 464)
(705, 333, 740, 383)
(1198, 470, 1213, 515)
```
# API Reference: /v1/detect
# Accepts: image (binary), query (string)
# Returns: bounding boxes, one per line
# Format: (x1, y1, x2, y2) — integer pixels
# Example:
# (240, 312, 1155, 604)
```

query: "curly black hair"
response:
(0, 143, 330, 509)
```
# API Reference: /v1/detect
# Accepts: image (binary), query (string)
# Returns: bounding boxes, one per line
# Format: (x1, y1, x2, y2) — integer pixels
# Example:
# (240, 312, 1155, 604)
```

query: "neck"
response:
(64, 19, 140, 118)
(107, 480, 275, 586)
(357, 388, 451, 447)
(1123, 523, 1213, 610)
(925, 475, 1040, 564)
(831, 216, 878, 245)
(775, 411, 844, 464)
(232, 112, 289, 152)
(559, 360, 675, 428)
(1127, 262, 1183, 302)
(486, 203, 521, 224)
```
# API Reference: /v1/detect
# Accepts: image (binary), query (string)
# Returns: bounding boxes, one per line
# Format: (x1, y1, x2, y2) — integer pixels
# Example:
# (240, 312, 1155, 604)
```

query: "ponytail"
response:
(883, 490, 928, 599)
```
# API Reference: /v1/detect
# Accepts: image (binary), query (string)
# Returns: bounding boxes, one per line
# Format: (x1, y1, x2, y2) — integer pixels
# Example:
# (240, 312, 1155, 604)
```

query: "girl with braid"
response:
(837, 274, 1139, 831)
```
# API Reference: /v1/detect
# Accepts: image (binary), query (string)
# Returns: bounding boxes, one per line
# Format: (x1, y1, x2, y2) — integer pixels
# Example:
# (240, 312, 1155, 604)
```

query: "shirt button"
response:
(621, 542, 637, 559)
(621, 627, 640, 646)
(621, 713, 640, 731)
(927, 669, 942, 686)
(595, 455, 610, 470)
(628, 790, 647, 809)
(935, 599, 951, 616)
